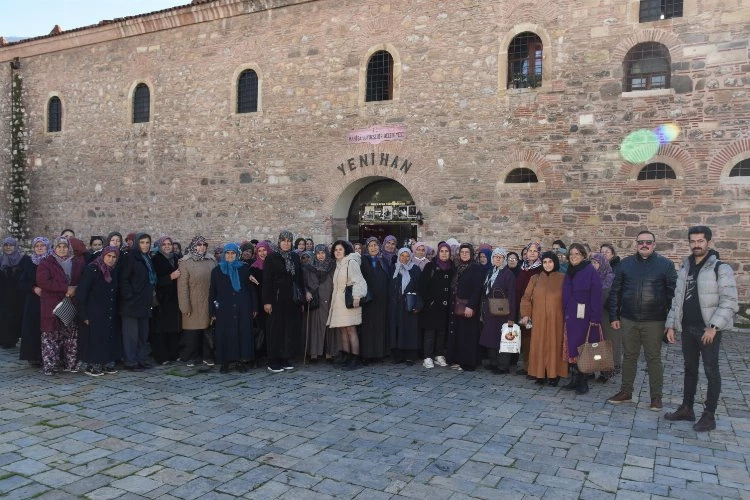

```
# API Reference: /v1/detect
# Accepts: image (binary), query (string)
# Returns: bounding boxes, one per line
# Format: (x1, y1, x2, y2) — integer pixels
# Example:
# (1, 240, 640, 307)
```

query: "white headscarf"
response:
(393, 248, 415, 293)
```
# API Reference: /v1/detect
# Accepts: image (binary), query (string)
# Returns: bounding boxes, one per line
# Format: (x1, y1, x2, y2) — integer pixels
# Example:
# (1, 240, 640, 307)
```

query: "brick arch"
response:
(621, 143, 695, 181)
(498, 24, 553, 90)
(611, 29, 682, 62)
(497, 149, 552, 187)
(709, 139, 750, 183)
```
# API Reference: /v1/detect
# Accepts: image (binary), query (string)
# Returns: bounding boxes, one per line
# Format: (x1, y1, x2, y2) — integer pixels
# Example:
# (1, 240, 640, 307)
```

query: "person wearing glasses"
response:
(606, 230, 677, 411)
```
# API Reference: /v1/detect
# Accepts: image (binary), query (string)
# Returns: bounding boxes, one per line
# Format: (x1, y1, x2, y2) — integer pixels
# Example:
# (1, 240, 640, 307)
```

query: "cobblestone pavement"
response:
(0, 332, 748, 499)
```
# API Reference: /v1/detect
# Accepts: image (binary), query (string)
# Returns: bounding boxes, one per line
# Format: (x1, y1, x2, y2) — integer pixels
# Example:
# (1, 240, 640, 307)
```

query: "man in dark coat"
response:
(119, 233, 156, 370)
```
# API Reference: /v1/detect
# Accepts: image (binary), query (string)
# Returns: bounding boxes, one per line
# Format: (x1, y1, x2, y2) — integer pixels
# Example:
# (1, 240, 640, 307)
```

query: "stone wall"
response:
(0, 0, 749, 299)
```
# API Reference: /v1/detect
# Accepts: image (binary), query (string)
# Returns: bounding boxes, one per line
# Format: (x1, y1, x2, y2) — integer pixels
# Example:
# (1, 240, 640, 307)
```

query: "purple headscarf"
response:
(591, 252, 615, 289)
(434, 242, 453, 271)
(381, 235, 398, 263)
(30, 236, 51, 265)
(0, 237, 23, 269)
(250, 241, 273, 270)
(94, 246, 120, 283)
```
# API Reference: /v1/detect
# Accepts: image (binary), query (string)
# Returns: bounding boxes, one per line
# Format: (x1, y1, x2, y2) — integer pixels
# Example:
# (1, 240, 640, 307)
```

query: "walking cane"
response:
(304, 305, 310, 365)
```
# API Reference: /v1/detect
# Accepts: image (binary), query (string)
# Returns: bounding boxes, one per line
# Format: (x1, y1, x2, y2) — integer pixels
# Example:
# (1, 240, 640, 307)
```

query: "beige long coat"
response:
(177, 256, 216, 330)
(327, 253, 368, 328)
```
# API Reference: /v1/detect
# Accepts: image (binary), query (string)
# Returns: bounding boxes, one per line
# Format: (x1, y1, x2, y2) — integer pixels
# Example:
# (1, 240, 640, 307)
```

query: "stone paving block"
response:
(2, 457, 50, 475)
(0, 474, 32, 493)
(87, 486, 128, 499)
(618, 478, 670, 495)
(31, 468, 81, 487)
(496, 476, 548, 497)
(109, 475, 163, 495)
(167, 477, 222, 499)
(4, 482, 51, 499)
(60, 473, 113, 496)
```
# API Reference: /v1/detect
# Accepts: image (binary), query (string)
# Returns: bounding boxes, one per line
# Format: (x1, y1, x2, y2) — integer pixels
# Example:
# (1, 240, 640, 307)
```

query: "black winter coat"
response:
(262, 252, 303, 360)
(0, 260, 24, 346)
(152, 252, 181, 332)
(607, 252, 677, 322)
(418, 260, 454, 331)
(77, 263, 121, 364)
(118, 251, 155, 318)
(209, 264, 256, 364)
(18, 256, 41, 361)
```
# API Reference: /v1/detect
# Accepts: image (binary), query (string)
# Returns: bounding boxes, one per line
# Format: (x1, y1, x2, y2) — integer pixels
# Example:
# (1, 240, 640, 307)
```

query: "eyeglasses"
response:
(636, 239, 654, 245)
(195, 243, 208, 247)
(508, 257, 518, 261)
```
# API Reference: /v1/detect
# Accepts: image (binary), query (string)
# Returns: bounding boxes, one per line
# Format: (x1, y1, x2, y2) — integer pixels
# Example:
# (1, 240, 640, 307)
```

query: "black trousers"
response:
(423, 328, 446, 359)
(180, 328, 214, 362)
(681, 325, 722, 413)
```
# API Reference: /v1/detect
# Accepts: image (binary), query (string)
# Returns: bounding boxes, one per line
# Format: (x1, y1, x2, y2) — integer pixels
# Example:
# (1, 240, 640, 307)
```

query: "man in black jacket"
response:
(606, 230, 677, 410)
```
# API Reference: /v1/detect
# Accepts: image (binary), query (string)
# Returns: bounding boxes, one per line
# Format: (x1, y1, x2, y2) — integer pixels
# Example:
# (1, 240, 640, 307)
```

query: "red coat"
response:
(36, 255, 84, 332)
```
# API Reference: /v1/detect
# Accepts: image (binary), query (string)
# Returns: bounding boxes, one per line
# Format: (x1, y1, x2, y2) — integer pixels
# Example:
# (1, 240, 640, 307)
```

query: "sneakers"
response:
(84, 366, 104, 377)
(607, 390, 632, 404)
(423, 358, 434, 369)
(434, 356, 448, 367)
(267, 366, 284, 373)
(693, 411, 716, 432)
(203, 359, 215, 367)
(649, 397, 663, 411)
(103, 365, 118, 375)
(186, 361, 195, 367)
(283, 365, 295, 371)
(664, 404, 696, 422)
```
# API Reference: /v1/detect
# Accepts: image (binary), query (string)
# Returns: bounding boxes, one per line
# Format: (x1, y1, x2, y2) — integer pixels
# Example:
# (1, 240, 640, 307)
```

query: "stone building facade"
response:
(1, 0, 749, 299)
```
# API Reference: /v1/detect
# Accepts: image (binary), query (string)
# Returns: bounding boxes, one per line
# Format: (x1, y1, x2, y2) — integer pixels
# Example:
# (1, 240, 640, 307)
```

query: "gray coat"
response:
(665, 253, 738, 333)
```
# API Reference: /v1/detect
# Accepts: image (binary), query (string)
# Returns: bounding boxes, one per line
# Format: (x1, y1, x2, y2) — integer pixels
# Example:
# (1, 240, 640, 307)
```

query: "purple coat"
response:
(36, 255, 84, 332)
(562, 262, 602, 358)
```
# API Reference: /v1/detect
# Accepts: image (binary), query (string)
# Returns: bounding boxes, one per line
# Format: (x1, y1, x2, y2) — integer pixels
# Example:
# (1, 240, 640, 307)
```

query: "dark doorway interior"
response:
(347, 179, 417, 246)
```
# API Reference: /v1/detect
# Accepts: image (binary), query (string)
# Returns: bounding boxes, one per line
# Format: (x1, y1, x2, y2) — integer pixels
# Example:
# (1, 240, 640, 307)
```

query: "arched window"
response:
(507, 32, 543, 89)
(624, 42, 670, 91)
(48, 96, 62, 132)
(237, 69, 258, 113)
(366, 50, 393, 102)
(637, 162, 676, 180)
(729, 158, 750, 177)
(505, 168, 539, 183)
(133, 83, 150, 123)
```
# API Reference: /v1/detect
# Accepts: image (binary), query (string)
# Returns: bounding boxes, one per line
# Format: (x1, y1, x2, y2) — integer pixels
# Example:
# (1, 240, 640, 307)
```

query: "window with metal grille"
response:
(639, 0, 683, 22)
(133, 83, 150, 123)
(366, 51, 393, 102)
(507, 32, 543, 89)
(48, 96, 62, 132)
(729, 159, 750, 177)
(237, 69, 258, 113)
(637, 162, 676, 180)
(505, 167, 539, 183)
(624, 42, 670, 91)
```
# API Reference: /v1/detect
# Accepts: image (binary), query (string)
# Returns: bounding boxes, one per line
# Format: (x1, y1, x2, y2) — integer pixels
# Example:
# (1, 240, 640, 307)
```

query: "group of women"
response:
(2, 229, 622, 392)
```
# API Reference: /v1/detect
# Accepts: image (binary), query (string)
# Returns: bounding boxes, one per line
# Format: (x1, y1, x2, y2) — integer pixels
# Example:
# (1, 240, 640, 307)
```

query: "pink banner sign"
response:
(347, 125, 407, 145)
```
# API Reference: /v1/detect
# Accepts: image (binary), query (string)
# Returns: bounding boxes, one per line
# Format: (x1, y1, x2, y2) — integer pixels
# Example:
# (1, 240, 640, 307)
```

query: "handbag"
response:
(454, 298, 468, 316)
(53, 296, 77, 327)
(405, 292, 418, 312)
(345, 263, 373, 309)
(577, 323, 614, 374)
(488, 289, 510, 316)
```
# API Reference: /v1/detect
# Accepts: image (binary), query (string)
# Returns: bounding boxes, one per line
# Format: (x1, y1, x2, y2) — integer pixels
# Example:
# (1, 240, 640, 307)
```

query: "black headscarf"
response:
(540, 251, 560, 275)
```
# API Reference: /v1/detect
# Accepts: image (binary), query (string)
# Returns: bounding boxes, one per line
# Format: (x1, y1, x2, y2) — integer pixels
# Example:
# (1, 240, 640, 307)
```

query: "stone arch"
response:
(45, 91, 64, 135)
(709, 139, 750, 184)
(611, 29, 683, 63)
(496, 149, 552, 191)
(498, 23, 554, 91)
(359, 43, 402, 104)
(127, 79, 155, 126)
(230, 63, 263, 115)
(622, 143, 695, 181)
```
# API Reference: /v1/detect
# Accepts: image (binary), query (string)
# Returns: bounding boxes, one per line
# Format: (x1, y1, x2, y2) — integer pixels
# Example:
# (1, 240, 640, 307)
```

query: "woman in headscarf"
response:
(560, 244, 603, 394)
(476, 247, 493, 273)
(599, 243, 621, 274)
(0, 237, 26, 348)
(107, 231, 126, 252)
(249, 240, 271, 361)
(19, 237, 50, 364)
(305, 244, 336, 361)
(294, 238, 307, 254)
(388, 248, 422, 364)
(326, 240, 368, 370)
(209, 243, 256, 373)
(418, 242, 454, 369)
(263, 230, 304, 372)
(118, 232, 156, 371)
(479, 248, 517, 373)
(37, 237, 85, 375)
(359, 236, 390, 363)
(151, 236, 182, 365)
(177, 235, 217, 368)
(381, 235, 398, 266)
(410, 241, 429, 270)
(446, 243, 485, 371)
(77, 246, 121, 376)
(590, 252, 619, 381)
(239, 241, 255, 265)
(512, 241, 545, 375)
(506, 251, 521, 277)
(87, 236, 104, 264)
(520, 251, 567, 386)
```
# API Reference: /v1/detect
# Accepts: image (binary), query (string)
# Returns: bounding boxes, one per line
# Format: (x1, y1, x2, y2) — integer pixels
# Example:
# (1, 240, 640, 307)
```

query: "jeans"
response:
(681, 325, 722, 413)
(620, 318, 664, 398)
(122, 316, 150, 366)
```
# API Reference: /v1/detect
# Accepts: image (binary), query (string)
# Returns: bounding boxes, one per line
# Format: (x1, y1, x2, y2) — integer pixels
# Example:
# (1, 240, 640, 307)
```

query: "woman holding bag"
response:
(388, 248, 422, 365)
(561, 243, 603, 394)
(479, 248, 517, 373)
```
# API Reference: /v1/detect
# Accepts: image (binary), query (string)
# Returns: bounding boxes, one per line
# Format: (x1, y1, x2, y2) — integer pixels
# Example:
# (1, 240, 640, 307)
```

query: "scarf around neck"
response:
(0, 237, 22, 269)
(393, 248, 414, 293)
(30, 236, 51, 265)
(219, 243, 243, 292)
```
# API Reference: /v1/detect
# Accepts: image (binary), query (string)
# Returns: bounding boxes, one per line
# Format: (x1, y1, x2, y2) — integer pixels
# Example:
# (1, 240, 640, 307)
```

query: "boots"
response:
(575, 371, 589, 394)
(334, 351, 349, 367)
(343, 355, 363, 371)
(693, 411, 716, 432)
(563, 364, 579, 390)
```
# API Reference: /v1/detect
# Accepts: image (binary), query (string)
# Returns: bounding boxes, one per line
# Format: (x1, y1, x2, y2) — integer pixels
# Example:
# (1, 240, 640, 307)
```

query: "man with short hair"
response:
(606, 230, 677, 410)
(664, 226, 738, 431)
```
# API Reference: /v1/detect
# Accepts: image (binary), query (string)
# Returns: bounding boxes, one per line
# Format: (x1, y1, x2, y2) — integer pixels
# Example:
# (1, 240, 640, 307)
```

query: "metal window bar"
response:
(626, 42, 670, 91)
(729, 159, 750, 177)
(366, 51, 393, 102)
(640, 0, 683, 22)
(507, 32, 543, 89)
(506, 168, 539, 183)
(637, 162, 676, 180)
(133, 84, 150, 123)
(237, 70, 258, 113)
(48, 97, 62, 132)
